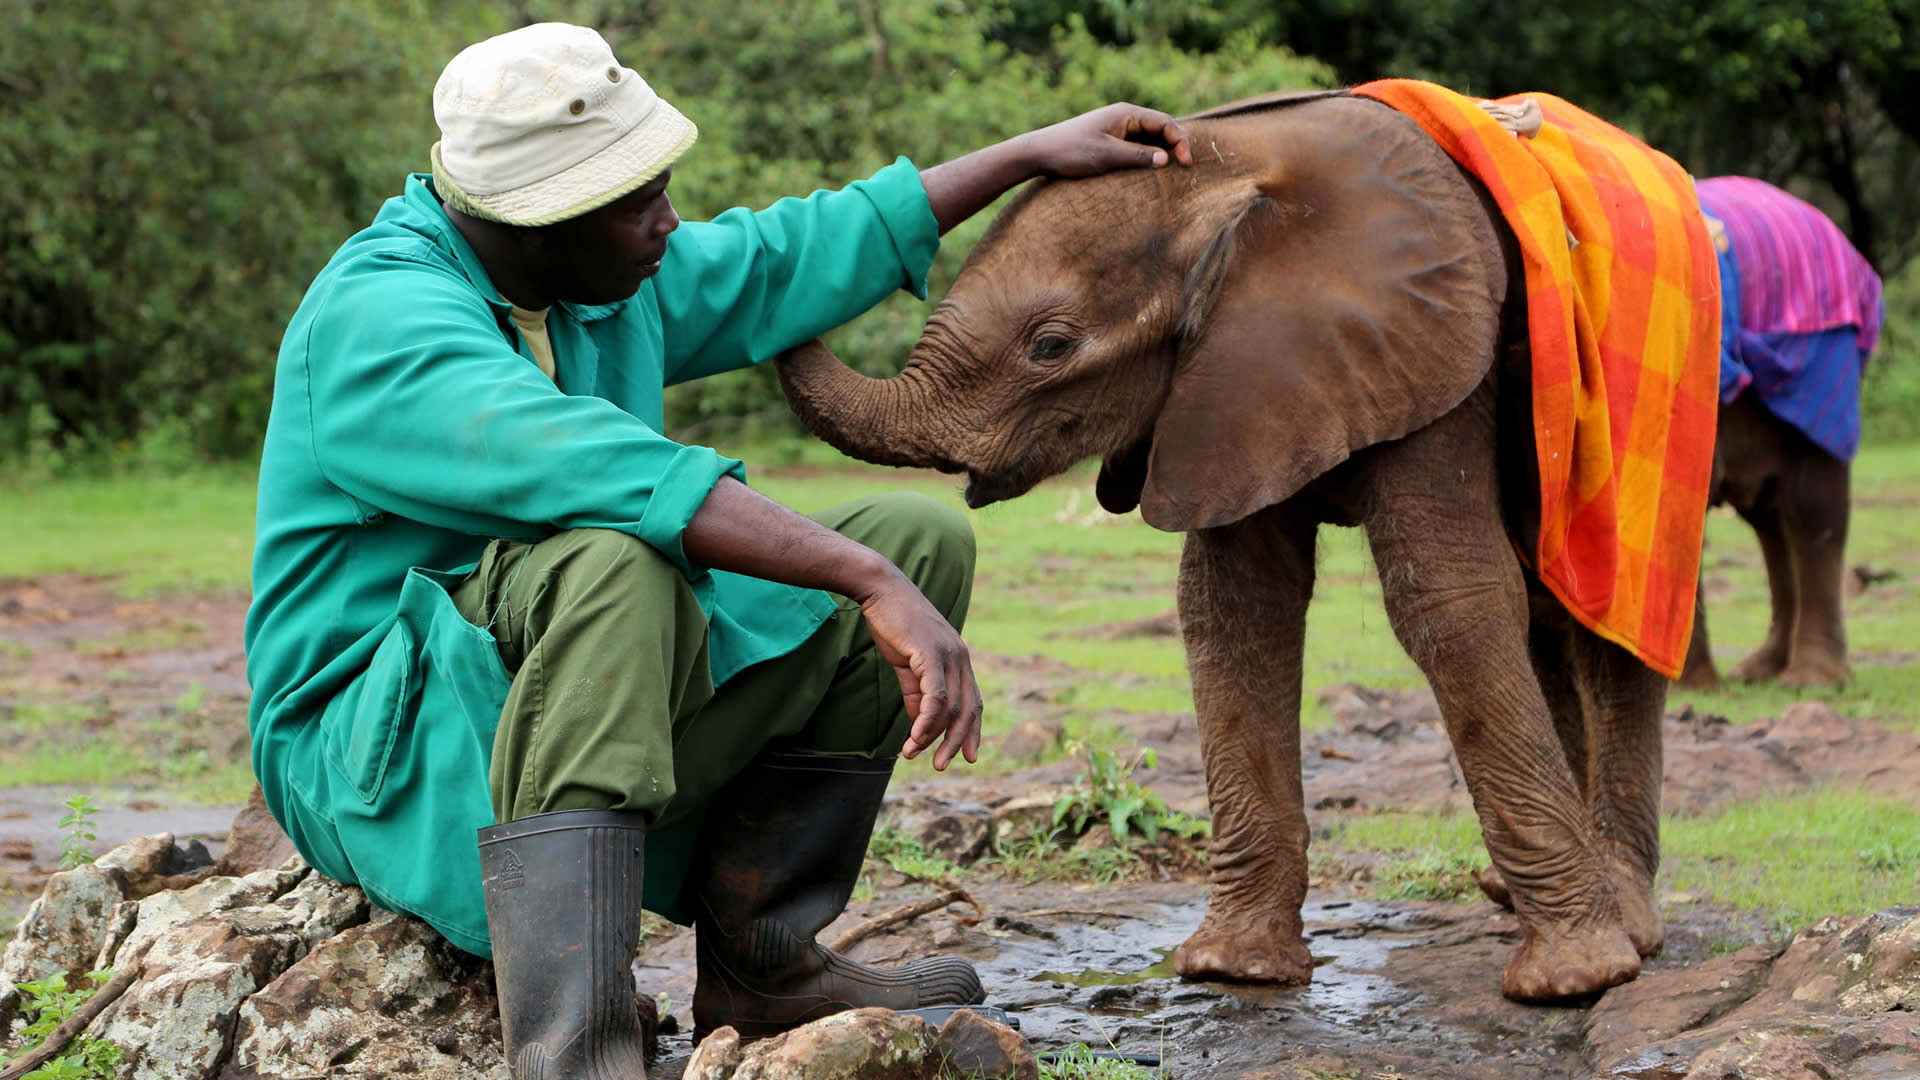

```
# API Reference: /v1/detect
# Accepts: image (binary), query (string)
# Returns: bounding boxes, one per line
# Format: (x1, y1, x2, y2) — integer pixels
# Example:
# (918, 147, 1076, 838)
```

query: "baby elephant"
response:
(778, 90, 1710, 1001)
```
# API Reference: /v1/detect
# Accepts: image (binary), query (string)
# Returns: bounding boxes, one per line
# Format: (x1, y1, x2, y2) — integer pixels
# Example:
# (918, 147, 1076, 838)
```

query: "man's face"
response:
(539, 168, 680, 305)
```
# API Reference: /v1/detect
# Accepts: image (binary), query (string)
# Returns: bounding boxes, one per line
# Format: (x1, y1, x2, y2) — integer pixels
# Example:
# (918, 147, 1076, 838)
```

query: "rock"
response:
(217, 786, 296, 878)
(1074, 825, 1115, 850)
(727, 1007, 935, 1079)
(991, 794, 1068, 847)
(934, 1008, 1038, 1080)
(1586, 907, 1920, 1078)
(1585, 940, 1785, 1065)
(93, 867, 371, 1080)
(114, 858, 309, 963)
(878, 795, 994, 865)
(222, 910, 504, 1079)
(995, 718, 1062, 762)
(686, 1025, 744, 1080)
(96, 834, 183, 900)
(0, 863, 130, 985)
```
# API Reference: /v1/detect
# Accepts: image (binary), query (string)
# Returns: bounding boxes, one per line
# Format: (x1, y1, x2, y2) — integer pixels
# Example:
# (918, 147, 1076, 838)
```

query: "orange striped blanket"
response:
(1351, 79, 1720, 679)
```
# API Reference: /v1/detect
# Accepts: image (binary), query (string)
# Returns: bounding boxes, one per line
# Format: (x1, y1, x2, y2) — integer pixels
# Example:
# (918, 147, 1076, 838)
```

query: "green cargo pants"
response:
(447, 491, 974, 917)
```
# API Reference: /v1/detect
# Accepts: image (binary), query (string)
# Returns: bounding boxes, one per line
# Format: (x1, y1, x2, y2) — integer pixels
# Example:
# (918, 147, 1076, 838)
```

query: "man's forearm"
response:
(919, 137, 1040, 236)
(680, 476, 907, 601)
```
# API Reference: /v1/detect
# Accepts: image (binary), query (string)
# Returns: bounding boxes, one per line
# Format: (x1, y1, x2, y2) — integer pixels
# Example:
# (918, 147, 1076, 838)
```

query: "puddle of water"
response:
(976, 897, 1451, 1075)
(1031, 947, 1178, 987)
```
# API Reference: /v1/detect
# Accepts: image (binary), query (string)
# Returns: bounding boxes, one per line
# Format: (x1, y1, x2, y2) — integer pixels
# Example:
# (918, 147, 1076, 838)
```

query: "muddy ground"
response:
(5, 575, 1920, 1078)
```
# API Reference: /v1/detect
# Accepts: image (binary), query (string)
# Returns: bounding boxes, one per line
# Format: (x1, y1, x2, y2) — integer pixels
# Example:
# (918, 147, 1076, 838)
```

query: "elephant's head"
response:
(778, 93, 1510, 532)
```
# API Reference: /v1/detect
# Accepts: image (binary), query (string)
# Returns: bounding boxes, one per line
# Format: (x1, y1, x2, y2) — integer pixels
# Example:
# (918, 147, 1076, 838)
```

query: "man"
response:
(244, 21, 1192, 1078)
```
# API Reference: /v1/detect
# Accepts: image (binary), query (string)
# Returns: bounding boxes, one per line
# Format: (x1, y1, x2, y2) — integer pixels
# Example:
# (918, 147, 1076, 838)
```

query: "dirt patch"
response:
(0, 576, 253, 916)
(1295, 684, 1920, 818)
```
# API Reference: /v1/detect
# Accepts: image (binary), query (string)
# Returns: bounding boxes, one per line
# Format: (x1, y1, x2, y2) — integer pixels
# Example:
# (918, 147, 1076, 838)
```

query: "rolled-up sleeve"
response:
(655, 157, 940, 385)
(306, 251, 743, 578)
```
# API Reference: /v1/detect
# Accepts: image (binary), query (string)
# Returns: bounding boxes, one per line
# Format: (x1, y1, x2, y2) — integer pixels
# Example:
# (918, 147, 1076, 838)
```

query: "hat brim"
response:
(432, 98, 697, 227)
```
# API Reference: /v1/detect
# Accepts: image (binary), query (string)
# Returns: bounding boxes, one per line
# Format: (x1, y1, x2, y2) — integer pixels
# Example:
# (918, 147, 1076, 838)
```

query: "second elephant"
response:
(1678, 176, 1884, 690)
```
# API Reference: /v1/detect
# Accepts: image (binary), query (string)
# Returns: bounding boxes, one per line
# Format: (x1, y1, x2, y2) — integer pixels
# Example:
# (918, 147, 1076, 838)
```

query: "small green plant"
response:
(1374, 849, 1483, 903)
(2, 968, 126, 1079)
(56, 795, 100, 870)
(988, 825, 1141, 885)
(1034, 1042, 1158, 1079)
(866, 826, 964, 884)
(1051, 744, 1209, 849)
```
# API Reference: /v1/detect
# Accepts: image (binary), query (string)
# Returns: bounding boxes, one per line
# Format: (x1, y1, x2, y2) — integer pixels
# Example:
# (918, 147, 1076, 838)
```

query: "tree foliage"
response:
(1008, 0, 1919, 273)
(4, 0, 1913, 458)
(0, 0, 500, 460)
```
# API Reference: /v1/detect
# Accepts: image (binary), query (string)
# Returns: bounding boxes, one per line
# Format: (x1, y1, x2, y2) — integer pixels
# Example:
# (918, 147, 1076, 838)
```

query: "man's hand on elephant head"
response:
(855, 576, 984, 770)
(1021, 102, 1195, 177)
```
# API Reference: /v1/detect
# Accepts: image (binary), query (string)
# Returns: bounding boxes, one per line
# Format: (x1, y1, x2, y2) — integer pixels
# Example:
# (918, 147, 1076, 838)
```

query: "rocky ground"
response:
(3, 575, 1920, 1079)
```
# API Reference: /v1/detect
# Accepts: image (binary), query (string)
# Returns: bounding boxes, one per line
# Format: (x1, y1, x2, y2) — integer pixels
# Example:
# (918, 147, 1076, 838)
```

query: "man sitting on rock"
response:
(242, 20, 1191, 1078)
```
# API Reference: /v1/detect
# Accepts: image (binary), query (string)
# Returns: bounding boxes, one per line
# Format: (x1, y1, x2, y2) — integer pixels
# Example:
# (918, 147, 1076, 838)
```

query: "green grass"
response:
(16, 439, 1911, 738)
(1321, 788, 1920, 931)
(1662, 788, 1920, 933)
(0, 464, 255, 597)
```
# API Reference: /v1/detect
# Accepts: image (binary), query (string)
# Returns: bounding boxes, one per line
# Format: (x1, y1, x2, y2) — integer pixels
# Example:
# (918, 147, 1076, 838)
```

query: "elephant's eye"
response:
(1030, 335, 1076, 363)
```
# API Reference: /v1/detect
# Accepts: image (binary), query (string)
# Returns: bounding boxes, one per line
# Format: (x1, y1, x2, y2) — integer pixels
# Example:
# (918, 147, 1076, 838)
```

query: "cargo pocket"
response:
(325, 618, 417, 806)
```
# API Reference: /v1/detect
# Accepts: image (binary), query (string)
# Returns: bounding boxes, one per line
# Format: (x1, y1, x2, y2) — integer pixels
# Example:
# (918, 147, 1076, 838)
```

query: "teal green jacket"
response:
(244, 160, 939, 954)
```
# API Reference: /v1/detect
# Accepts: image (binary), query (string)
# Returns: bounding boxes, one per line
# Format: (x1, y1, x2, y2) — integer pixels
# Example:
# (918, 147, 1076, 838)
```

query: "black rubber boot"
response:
(480, 809, 651, 1079)
(690, 751, 985, 1041)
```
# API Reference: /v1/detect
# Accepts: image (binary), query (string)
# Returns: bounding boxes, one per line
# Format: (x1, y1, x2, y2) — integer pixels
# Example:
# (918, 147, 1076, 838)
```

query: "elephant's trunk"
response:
(774, 339, 953, 470)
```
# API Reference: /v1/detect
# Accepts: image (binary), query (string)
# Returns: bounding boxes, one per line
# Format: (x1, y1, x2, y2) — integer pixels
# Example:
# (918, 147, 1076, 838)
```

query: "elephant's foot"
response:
(1475, 866, 1514, 911)
(1673, 661, 1720, 690)
(1610, 863, 1664, 957)
(1728, 642, 1790, 683)
(1174, 909, 1314, 986)
(1776, 657, 1851, 689)
(1502, 922, 1641, 1003)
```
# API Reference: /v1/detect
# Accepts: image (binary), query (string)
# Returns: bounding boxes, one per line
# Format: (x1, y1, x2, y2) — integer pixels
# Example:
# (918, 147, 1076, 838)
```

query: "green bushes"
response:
(0, 0, 1329, 462)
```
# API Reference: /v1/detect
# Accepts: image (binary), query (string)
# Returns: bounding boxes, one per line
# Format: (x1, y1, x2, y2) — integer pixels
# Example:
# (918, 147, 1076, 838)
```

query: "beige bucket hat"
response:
(429, 23, 697, 227)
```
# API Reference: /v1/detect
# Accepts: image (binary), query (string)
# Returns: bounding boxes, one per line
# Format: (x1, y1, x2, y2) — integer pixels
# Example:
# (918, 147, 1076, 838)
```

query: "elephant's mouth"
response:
(964, 469, 1041, 509)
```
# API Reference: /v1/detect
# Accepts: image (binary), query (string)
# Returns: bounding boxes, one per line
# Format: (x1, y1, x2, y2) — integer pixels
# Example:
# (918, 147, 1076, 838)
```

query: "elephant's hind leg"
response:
(1364, 393, 1638, 1002)
(1778, 453, 1852, 687)
(1571, 629, 1667, 957)
(1172, 510, 1318, 987)
(1476, 601, 1589, 912)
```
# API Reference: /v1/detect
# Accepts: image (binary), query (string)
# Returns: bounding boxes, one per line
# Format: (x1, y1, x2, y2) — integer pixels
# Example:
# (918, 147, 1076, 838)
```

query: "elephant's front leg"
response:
(1172, 510, 1318, 986)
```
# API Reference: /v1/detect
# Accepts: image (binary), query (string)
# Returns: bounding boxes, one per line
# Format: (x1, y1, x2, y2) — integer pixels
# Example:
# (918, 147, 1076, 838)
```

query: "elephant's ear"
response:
(1138, 99, 1510, 533)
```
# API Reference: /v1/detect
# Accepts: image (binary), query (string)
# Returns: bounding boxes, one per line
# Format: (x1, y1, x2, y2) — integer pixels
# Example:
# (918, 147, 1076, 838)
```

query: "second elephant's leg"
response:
(1364, 401, 1637, 1002)
(1675, 572, 1721, 689)
(1172, 510, 1318, 986)
(1779, 454, 1852, 687)
(1729, 503, 1797, 682)
(1570, 630, 1668, 957)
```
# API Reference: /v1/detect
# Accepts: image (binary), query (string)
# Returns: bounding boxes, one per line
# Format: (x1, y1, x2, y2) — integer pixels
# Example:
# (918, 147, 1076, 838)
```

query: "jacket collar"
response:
(395, 174, 630, 324)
